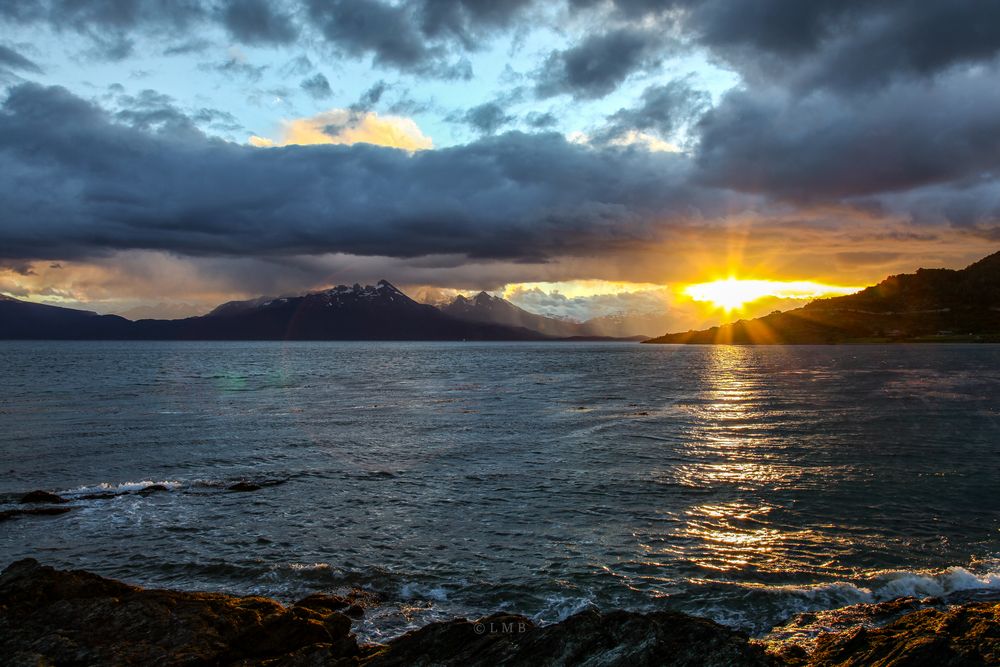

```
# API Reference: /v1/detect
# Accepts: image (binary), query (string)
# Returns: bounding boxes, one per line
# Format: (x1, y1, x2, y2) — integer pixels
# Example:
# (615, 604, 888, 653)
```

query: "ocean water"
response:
(2, 341, 1000, 640)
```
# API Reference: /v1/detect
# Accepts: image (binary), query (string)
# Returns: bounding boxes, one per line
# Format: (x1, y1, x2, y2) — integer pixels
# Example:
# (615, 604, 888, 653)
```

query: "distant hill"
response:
(0, 295, 133, 339)
(644, 251, 1000, 344)
(0, 282, 549, 341)
(441, 291, 660, 340)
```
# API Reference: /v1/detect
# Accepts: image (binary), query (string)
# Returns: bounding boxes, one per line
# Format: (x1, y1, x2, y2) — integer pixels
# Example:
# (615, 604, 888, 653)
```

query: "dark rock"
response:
(135, 484, 170, 495)
(227, 481, 263, 492)
(296, 593, 352, 613)
(800, 603, 1000, 666)
(19, 490, 68, 504)
(79, 492, 119, 500)
(0, 558, 359, 666)
(6, 560, 1000, 666)
(0, 506, 74, 522)
(296, 593, 367, 619)
(366, 609, 772, 666)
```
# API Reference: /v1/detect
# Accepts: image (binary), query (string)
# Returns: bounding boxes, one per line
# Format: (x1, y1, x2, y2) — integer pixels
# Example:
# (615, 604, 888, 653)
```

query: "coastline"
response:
(3, 559, 999, 666)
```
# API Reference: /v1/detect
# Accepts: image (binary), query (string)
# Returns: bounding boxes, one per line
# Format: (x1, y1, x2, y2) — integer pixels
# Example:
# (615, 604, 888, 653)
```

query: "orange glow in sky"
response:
(683, 279, 863, 312)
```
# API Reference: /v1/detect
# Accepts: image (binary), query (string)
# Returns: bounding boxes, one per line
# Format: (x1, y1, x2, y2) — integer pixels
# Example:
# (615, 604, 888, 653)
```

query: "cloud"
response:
(199, 54, 267, 82)
(505, 284, 671, 321)
(306, 0, 471, 79)
(250, 108, 433, 150)
(585, 0, 1000, 93)
(0, 83, 739, 266)
(461, 102, 515, 135)
(300, 72, 332, 100)
(5, 1, 999, 96)
(351, 80, 390, 112)
(220, 0, 298, 45)
(594, 79, 709, 147)
(695, 69, 1000, 203)
(535, 28, 665, 99)
(524, 111, 557, 128)
(0, 44, 42, 74)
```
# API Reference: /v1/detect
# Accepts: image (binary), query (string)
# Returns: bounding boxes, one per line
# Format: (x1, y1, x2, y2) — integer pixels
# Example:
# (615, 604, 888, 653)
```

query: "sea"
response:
(2, 341, 999, 642)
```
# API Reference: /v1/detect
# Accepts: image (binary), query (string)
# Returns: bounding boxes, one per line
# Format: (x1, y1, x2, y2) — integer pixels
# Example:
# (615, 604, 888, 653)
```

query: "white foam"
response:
(871, 566, 1000, 601)
(62, 480, 184, 496)
(284, 562, 332, 572)
(399, 583, 449, 602)
(533, 594, 597, 623)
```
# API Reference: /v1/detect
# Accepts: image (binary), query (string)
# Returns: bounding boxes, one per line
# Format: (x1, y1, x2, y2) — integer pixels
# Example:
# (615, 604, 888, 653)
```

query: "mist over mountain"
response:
(646, 251, 1000, 344)
(442, 291, 667, 339)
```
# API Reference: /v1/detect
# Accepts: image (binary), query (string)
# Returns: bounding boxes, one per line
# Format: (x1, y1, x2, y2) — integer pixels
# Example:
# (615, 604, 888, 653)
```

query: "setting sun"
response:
(683, 279, 862, 311)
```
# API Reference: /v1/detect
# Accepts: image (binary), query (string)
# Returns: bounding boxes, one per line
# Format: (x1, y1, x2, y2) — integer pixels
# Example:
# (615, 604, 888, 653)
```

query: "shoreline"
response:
(3, 559, 999, 666)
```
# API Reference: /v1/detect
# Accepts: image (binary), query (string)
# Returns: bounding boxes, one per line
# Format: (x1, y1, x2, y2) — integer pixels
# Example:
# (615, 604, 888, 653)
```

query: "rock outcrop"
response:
(3, 559, 999, 666)
(777, 602, 1000, 666)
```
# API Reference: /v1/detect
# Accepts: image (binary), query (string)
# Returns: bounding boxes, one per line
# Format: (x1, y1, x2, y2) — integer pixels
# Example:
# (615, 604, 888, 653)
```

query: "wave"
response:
(870, 565, 1000, 601)
(748, 562, 1000, 646)
(60, 480, 185, 497)
(52, 474, 291, 499)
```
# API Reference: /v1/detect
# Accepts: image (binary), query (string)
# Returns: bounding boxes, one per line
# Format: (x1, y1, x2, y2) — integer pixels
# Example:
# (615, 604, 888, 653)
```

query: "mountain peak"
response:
(376, 279, 405, 294)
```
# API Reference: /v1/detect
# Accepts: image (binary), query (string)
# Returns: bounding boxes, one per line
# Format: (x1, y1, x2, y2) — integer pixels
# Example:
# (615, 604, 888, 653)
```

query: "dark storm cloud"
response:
(535, 28, 663, 99)
(306, 0, 430, 68)
(300, 72, 332, 100)
(220, 0, 298, 45)
(695, 71, 1000, 203)
(417, 0, 535, 45)
(579, 0, 1000, 92)
(0, 83, 736, 264)
(0, 45, 42, 73)
(5, 1, 999, 93)
(0, 1, 535, 79)
(594, 78, 708, 145)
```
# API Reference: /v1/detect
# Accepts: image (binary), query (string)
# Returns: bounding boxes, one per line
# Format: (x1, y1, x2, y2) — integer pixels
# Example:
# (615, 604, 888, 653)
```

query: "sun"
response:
(683, 279, 862, 312)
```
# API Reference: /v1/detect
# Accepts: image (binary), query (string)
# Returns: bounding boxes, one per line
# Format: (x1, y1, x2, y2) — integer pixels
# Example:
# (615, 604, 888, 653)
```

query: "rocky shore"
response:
(2, 559, 998, 666)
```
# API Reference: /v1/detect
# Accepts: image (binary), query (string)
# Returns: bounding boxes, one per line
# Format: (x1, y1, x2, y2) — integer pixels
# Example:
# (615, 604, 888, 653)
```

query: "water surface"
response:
(2, 342, 999, 639)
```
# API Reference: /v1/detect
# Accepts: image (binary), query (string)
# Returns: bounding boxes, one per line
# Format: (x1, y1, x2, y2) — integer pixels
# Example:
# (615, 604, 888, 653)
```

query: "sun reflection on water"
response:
(637, 347, 848, 582)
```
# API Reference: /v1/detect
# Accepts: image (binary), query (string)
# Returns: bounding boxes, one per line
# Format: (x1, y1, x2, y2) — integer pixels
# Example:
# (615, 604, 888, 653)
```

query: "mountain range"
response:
(441, 291, 655, 339)
(645, 251, 1000, 344)
(0, 281, 646, 341)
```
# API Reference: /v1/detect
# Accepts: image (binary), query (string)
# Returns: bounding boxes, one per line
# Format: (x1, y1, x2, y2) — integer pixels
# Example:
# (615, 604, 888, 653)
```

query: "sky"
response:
(1, 0, 999, 327)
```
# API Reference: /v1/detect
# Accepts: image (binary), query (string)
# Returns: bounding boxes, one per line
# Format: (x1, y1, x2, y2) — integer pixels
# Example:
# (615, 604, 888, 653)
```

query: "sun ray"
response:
(683, 279, 862, 312)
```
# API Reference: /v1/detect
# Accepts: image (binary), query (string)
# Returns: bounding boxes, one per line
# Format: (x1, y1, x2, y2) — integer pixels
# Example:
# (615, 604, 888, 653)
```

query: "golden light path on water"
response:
(626, 347, 856, 598)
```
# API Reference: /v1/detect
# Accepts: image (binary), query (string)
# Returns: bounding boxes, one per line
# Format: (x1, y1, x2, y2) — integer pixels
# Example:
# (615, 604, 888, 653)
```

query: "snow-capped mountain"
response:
(0, 281, 552, 340)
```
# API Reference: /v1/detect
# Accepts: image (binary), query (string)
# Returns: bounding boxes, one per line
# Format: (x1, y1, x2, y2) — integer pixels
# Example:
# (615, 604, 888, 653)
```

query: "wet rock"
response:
(135, 484, 170, 496)
(228, 481, 263, 492)
(0, 506, 74, 522)
(19, 490, 68, 504)
(6, 560, 999, 667)
(366, 609, 772, 666)
(0, 559, 358, 666)
(799, 603, 1000, 667)
(296, 593, 365, 619)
